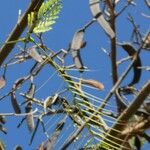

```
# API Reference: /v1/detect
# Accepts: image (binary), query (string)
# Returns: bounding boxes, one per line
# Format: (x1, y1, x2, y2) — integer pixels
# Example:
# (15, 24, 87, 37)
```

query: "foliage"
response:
(28, 0, 62, 33)
(0, 0, 150, 150)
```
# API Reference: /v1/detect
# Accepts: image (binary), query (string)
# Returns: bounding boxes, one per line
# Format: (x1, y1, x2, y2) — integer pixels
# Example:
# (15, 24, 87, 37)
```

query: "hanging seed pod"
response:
(81, 79, 104, 90)
(43, 94, 59, 113)
(89, 0, 115, 39)
(11, 92, 21, 114)
(27, 45, 43, 63)
(121, 43, 142, 86)
(25, 83, 36, 132)
(71, 29, 85, 72)
(13, 77, 26, 90)
(71, 29, 85, 51)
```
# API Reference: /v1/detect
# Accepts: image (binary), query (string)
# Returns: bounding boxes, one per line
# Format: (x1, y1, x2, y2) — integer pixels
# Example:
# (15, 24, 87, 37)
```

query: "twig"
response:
(0, 108, 38, 117)
(121, 119, 150, 136)
(101, 80, 150, 149)
(0, 0, 44, 66)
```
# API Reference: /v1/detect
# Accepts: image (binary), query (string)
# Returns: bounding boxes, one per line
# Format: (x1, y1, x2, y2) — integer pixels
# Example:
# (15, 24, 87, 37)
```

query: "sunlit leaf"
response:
(28, 0, 62, 33)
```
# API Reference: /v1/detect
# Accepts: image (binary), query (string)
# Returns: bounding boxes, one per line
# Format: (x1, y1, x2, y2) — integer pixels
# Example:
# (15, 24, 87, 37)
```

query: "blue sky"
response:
(0, 0, 150, 150)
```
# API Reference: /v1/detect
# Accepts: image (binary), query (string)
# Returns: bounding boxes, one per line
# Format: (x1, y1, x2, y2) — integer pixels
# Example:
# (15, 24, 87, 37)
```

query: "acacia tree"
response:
(0, 0, 150, 150)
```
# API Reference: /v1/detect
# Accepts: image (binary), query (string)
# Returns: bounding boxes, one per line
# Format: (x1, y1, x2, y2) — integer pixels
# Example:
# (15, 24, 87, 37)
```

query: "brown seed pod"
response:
(27, 45, 43, 63)
(81, 79, 104, 90)
(11, 92, 21, 114)
(121, 43, 142, 86)
(71, 29, 85, 72)
(89, 0, 115, 39)
(25, 83, 36, 132)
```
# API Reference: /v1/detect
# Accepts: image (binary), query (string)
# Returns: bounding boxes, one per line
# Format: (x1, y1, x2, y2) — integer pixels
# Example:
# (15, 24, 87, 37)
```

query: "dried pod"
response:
(11, 92, 21, 114)
(89, 0, 115, 38)
(0, 76, 6, 89)
(71, 29, 85, 72)
(121, 43, 142, 86)
(71, 50, 84, 71)
(81, 79, 104, 90)
(25, 83, 36, 132)
(71, 29, 85, 51)
(13, 78, 26, 90)
(25, 103, 34, 132)
(44, 94, 58, 112)
(27, 45, 43, 63)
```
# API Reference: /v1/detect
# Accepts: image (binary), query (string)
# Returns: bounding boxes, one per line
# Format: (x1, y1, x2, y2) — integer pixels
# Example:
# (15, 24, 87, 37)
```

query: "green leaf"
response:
(28, 0, 62, 33)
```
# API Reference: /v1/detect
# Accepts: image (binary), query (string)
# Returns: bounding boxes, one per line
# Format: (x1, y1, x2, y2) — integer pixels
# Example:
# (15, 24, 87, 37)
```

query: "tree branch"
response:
(0, 0, 44, 66)
(101, 80, 150, 149)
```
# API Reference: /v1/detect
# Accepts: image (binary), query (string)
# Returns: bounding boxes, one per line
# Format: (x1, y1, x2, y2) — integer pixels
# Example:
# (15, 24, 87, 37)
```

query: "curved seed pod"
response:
(71, 29, 85, 51)
(89, 0, 115, 39)
(71, 29, 85, 72)
(25, 83, 36, 132)
(81, 79, 104, 90)
(11, 92, 21, 114)
(27, 45, 43, 63)
(121, 43, 142, 86)
(71, 50, 84, 72)
(10, 77, 28, 114)
(13, 77, 26, 90)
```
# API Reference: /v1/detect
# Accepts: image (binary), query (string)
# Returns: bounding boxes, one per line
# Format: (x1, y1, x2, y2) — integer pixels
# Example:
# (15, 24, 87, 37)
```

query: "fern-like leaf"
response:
(28, 0, 62, 33)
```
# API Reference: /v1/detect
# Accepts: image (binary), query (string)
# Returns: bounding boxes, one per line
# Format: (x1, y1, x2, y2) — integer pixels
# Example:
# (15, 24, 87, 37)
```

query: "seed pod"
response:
(44, 94, 58, 112)
(71, 29, 85, 72)
(71, 29, 85, 51)
(81, 79, 104, 90)
(25, 83, 36, 132)
(89, 0, 115, 39)
(71, 50, 84, 71)
(11, 92, 21, 114)
(27, 45, 43, 63)
(121, 43, 142, 86)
